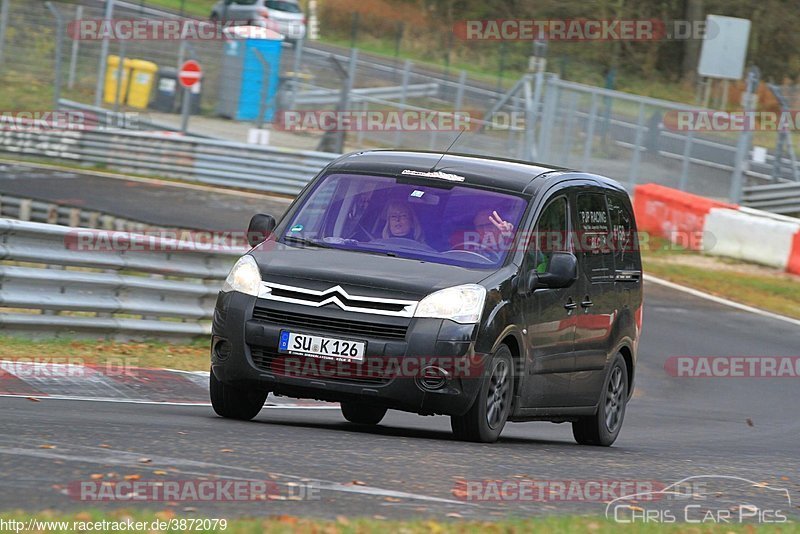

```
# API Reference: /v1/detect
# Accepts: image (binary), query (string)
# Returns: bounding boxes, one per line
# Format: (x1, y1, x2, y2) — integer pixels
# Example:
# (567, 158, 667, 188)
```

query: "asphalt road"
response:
(0, 162, 291, 231)
(0, 282, 798, 520)
(0, 166, 798, 520)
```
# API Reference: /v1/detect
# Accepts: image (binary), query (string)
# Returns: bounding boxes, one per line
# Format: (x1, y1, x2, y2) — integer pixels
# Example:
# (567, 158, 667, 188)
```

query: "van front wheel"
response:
(209, 369, 268, 421)
(450, 345, 513, 443)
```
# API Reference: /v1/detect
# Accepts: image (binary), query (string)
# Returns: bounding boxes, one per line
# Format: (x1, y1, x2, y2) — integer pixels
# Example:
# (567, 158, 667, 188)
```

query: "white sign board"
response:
(697, 15, 750, 80)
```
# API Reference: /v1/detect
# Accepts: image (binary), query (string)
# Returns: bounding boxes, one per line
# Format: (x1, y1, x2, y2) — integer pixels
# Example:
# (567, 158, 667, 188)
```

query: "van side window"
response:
(606, 195, 641, 276)
(527, 197, 569, 273)
(576, 193, 614, 283)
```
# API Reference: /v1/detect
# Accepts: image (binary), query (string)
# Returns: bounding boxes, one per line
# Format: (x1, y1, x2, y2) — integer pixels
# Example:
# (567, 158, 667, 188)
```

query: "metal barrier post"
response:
(67, 5, 83, 90)
(393, 59, 411, 146)
(288, 36, 305, 110)
(582, 92, 598, 169)
(0, 0, 9, 67)
(113, 39, 127, 113)
(679, 130, 694, 191)
(45, 2, 65, 108)
(94, 0, 115, 108)
(252, 49, 272, 129)
(730, 66, 760, 203)
(627, 102, 646, 190)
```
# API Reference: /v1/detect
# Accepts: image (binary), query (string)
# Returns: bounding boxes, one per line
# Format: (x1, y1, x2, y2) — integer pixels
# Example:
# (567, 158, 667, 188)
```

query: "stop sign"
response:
(178, 60, 202, 88)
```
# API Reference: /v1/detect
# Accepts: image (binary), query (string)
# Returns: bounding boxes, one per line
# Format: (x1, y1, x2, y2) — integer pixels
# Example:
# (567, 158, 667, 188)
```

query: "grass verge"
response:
(641, 238, 800, 320)
(0, 336, 209, 371)
(0, 511, 797, 533)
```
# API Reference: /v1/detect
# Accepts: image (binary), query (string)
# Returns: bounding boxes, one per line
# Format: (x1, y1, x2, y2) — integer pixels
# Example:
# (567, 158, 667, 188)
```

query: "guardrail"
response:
(0, 193, 157, 231)
(293, 82, 440, 106)
(0, 125, 339, 196)
(0, 218, 243, 339)
(742, 182, 800, 215)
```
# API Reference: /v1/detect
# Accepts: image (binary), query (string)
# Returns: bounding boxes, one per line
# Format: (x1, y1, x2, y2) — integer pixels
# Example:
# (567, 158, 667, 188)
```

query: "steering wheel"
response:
(447, 241, 501, 262)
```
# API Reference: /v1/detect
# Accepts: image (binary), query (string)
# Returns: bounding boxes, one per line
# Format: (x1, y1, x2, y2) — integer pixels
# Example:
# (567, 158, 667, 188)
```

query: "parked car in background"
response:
(210, 0, 307, 42)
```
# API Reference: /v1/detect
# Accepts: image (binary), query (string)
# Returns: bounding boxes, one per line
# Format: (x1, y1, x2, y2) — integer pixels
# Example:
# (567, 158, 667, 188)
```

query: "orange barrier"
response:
(788, 230, 800, 275)
(633, 184, 737, 250)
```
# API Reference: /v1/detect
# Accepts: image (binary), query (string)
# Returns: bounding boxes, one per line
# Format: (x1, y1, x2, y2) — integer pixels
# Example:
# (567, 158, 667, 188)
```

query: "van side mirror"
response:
(247, 214, 277, 247)
(527, 252, 578, 291)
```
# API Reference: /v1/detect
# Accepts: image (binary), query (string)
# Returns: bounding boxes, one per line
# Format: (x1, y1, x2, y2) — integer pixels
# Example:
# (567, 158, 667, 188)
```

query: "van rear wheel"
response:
(572, 353, 628, 446)
(450, 345, 513, 443)
(209, 369, 268, 421)
(341, 402, 387, 425)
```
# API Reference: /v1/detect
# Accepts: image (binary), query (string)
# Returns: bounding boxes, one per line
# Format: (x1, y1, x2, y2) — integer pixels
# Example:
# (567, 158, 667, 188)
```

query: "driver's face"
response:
(388, 206, 412, 237)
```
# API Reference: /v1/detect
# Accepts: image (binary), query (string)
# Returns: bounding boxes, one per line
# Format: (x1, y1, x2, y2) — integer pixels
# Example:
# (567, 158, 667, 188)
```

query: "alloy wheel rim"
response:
(486, 359, 510, 429)
(604, 366, 625, 432)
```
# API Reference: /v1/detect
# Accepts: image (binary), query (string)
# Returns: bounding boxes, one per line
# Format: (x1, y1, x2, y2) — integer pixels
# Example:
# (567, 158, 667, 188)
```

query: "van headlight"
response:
(414, 284, 486, 324)
(221, 255, 262, 296)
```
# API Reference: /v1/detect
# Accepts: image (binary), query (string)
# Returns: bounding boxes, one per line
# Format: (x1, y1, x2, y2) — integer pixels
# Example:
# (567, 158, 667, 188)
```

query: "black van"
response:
(210, 150, 643, 445)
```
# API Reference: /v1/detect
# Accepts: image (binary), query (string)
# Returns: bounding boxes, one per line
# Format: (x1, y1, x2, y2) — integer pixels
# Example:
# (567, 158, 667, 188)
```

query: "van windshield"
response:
(280, 173, 528, 268)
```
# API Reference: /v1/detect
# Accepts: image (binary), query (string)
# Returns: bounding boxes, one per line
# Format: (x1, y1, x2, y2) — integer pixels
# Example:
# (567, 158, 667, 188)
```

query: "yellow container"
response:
(103, 55, 134, 105)
(127, 59, 159, 109)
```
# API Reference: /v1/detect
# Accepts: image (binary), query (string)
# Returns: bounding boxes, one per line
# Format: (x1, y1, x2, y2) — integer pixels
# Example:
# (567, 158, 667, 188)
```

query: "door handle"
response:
(564, 299, 577, 311)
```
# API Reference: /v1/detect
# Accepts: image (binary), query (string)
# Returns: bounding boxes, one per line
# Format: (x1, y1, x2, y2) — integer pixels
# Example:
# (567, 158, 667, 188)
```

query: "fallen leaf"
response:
(384, 497, 401, 502)
(746, 418, 754, 427)
(90, 474, 104, 480)
(781, 476, 790, 481)
(154, 470, 168, 476)
(26, 397, 41, 402)
(99, 444, 112, 449)
(137, 458, 152, 464)
(124, 474, 141, 481)
(446, 512, 462, 519)
(183, 507, 197, 513)
(336, 516, 350, 525)
(350, 480, 366, 486)
(219, 448, 234, 453)
(39, 444, 56, 449)
(276, 515, 298, 524)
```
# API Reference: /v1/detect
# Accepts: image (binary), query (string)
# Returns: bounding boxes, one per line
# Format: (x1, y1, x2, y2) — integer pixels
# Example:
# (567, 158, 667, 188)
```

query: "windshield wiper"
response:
(281, 235, 331, 248)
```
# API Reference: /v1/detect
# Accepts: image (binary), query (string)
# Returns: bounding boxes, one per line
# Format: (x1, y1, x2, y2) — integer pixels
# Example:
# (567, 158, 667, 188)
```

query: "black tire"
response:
(340, 401, 387, 425)
(572, 353, 628, 446)
(450, 345, 514, 443)
(209, 369, 268, 421)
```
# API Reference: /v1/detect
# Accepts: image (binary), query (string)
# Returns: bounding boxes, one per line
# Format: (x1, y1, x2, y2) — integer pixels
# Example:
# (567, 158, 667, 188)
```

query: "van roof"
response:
(326, 150, 567, 194)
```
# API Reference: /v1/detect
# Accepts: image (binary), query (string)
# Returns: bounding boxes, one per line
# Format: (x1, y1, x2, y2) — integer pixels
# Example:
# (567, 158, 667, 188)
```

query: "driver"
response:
(382, 201, 425, 243)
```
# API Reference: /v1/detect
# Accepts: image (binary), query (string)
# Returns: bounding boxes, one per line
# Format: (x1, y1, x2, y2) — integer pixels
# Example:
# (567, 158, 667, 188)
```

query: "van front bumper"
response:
(210, 291, 489, 417)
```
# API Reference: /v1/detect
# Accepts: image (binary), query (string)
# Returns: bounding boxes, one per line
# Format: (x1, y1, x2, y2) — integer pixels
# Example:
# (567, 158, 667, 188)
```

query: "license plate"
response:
(278, 331, 365, 362)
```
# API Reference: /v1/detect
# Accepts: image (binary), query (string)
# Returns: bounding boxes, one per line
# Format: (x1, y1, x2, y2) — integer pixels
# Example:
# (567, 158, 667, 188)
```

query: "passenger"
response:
(472, 209, 514, 244)
(382, 201, 425, 242)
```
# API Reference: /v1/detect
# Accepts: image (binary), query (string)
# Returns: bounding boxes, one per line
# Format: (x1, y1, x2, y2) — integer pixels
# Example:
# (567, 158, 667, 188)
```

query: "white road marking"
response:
(644, 274, 800, 327)
(0, 442, 469, 506)
(0, 394, 339, 408)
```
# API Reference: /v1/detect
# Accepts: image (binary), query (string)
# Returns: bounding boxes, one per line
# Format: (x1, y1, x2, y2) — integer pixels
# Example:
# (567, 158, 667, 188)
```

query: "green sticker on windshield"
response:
(290, 224, 304, 232)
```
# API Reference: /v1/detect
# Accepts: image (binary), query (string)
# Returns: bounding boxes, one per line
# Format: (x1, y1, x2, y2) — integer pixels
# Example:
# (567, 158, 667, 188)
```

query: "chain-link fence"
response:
(1, 0, 799, 211)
